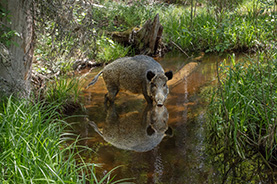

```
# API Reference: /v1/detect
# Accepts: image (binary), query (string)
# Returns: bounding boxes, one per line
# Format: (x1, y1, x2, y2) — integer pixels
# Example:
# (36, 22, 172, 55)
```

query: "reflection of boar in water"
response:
(86, 55, 173, 106)
(89, 104, 173, 152)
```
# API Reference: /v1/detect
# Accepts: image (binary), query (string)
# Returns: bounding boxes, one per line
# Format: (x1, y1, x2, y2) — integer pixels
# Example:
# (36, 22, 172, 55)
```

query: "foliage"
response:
(33, 0, 276, 68)
(207, 134, 276, 183)
(92, 0, 157, 32)
(0, 2, 19, 47)
(207, 0, 244, 14)
(208, 49, 277, 163)
(159, 1, 276, 53)
(0, 96, 129, 183)
(0, 96, 81, 183)
(83, 0, 276, 54)
(95, 34, 132, 63)
(34, 0, 98, 60)
(43, 77, 83, 112)
(34, 1, 141, 68)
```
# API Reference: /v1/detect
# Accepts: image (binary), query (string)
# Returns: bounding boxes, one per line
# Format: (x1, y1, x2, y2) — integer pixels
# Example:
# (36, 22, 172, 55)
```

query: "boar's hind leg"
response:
(105, 85, 119, 103)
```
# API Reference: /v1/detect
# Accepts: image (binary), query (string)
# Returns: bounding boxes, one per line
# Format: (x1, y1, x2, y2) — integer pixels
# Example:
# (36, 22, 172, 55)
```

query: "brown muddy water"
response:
(68, 52, 274, 184)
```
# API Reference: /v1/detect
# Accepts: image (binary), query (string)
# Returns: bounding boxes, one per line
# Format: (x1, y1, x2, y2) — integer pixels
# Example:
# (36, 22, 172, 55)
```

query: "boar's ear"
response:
(147, 70, 156, 81)
(165, 71, 173, 80)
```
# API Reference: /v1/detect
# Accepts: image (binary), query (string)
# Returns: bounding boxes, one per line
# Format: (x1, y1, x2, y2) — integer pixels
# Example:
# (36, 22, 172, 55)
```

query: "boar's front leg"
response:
(143, 93, 153, 104)
(142, 85, 153, 104)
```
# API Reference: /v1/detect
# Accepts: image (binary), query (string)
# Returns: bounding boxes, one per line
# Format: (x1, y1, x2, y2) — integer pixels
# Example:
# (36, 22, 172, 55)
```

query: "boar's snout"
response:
(155, 93, 166, 107)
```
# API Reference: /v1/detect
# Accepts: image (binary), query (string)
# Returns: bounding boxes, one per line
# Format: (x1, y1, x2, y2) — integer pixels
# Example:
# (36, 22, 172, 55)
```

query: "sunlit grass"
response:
(208, 49, 277, 163)
(0, 96, 130, 183)
(96, 34, 132, 63)
(34, 0, 275, 65)
(43, 76, 84, 114)
(159, 4, 275, 53)
(92, 0, 275, 53)
(0, 97, 77, 183)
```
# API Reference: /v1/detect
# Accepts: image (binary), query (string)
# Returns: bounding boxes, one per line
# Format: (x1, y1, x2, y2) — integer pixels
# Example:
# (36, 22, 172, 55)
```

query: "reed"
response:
(208, 50, 277, 163)
(160, 4, 275, 53)
(0, 96, 130, 183)
(43, 76, 83, 114)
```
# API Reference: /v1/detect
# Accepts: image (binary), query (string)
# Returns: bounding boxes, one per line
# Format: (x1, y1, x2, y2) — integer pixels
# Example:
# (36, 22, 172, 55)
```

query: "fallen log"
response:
(168, 62, 199, 89)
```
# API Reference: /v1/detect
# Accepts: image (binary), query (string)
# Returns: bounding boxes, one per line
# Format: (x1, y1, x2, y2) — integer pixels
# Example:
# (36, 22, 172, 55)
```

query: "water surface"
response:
(69, 52, 274, 183)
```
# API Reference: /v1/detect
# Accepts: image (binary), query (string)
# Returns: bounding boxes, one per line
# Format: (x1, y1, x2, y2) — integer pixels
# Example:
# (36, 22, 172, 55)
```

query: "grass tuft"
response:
(42, 76, 84, 114)
(208, 49, 277, 163)
(0, 96, 128, 183)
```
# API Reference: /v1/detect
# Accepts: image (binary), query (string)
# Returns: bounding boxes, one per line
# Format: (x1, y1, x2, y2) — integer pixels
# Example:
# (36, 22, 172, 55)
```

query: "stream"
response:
(68, 52, 275, 184)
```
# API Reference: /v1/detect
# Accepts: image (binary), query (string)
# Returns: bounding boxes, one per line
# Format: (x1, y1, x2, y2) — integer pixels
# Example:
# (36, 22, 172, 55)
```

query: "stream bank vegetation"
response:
(1, 0, 276, 182)
(207, 49, 277, 181)
(0, 96, 131, 183)
(34, 0, 276, 69)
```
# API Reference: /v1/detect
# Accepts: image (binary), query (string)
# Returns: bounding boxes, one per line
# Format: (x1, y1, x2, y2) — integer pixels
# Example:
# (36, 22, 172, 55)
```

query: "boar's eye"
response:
(163, 83, 166, 87)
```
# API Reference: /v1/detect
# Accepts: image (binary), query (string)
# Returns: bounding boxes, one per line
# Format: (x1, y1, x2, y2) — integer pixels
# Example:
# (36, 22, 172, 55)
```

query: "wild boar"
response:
(88, 104, 172, 152)
(86, 55, 173, 106)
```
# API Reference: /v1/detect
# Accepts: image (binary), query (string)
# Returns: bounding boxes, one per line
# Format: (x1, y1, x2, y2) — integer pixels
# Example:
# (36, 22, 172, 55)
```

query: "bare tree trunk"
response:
(0, 0, 34, 98)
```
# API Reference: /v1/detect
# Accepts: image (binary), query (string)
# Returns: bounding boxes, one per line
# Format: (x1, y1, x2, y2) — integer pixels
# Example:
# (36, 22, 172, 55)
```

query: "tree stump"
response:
(111, 14, 164, 56)
(130, 13, 164, 56)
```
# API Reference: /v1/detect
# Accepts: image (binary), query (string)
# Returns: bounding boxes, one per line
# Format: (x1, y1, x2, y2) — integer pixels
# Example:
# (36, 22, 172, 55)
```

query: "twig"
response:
(258, 152, 273, 171)
(170, 40, 189, 57)
(237, 130, 259, 147)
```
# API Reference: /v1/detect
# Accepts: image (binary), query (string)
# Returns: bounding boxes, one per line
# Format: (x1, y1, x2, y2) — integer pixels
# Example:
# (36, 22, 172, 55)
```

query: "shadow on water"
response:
(68, 52, 276, 183)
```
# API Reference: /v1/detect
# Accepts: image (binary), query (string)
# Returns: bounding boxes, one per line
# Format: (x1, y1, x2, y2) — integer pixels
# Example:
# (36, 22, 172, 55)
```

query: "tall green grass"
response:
(34, 0, 275, 65)
(42, 76, 85, 115)
(208, 49, 277, 163)
(159, 4, 275, 53)
(95, 34, 132, 63)
(0, 96, 129, 183)
(0, 97, 80, 183)
(44, 77, 81, 104)
(93, 1, 156, 32)
(91, 0, 276, 54)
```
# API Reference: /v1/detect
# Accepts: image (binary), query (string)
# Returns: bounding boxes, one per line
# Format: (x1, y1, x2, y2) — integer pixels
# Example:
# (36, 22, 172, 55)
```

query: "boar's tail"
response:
(88, 121, 103, 136)
(86, 70, 103, 89)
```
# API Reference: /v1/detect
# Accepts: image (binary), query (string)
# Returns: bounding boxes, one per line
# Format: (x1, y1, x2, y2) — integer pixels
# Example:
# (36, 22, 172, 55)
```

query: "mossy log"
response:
(111, 14, 164, 56)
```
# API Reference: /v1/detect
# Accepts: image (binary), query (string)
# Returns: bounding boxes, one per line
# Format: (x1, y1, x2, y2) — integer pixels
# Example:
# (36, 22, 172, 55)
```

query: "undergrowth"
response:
(208, 49, 277, 165)
(0, 96, 130, 183)
(90, 0, 276, 54)
(33, 0, 276, 71)
(42, 76, 83, 114)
